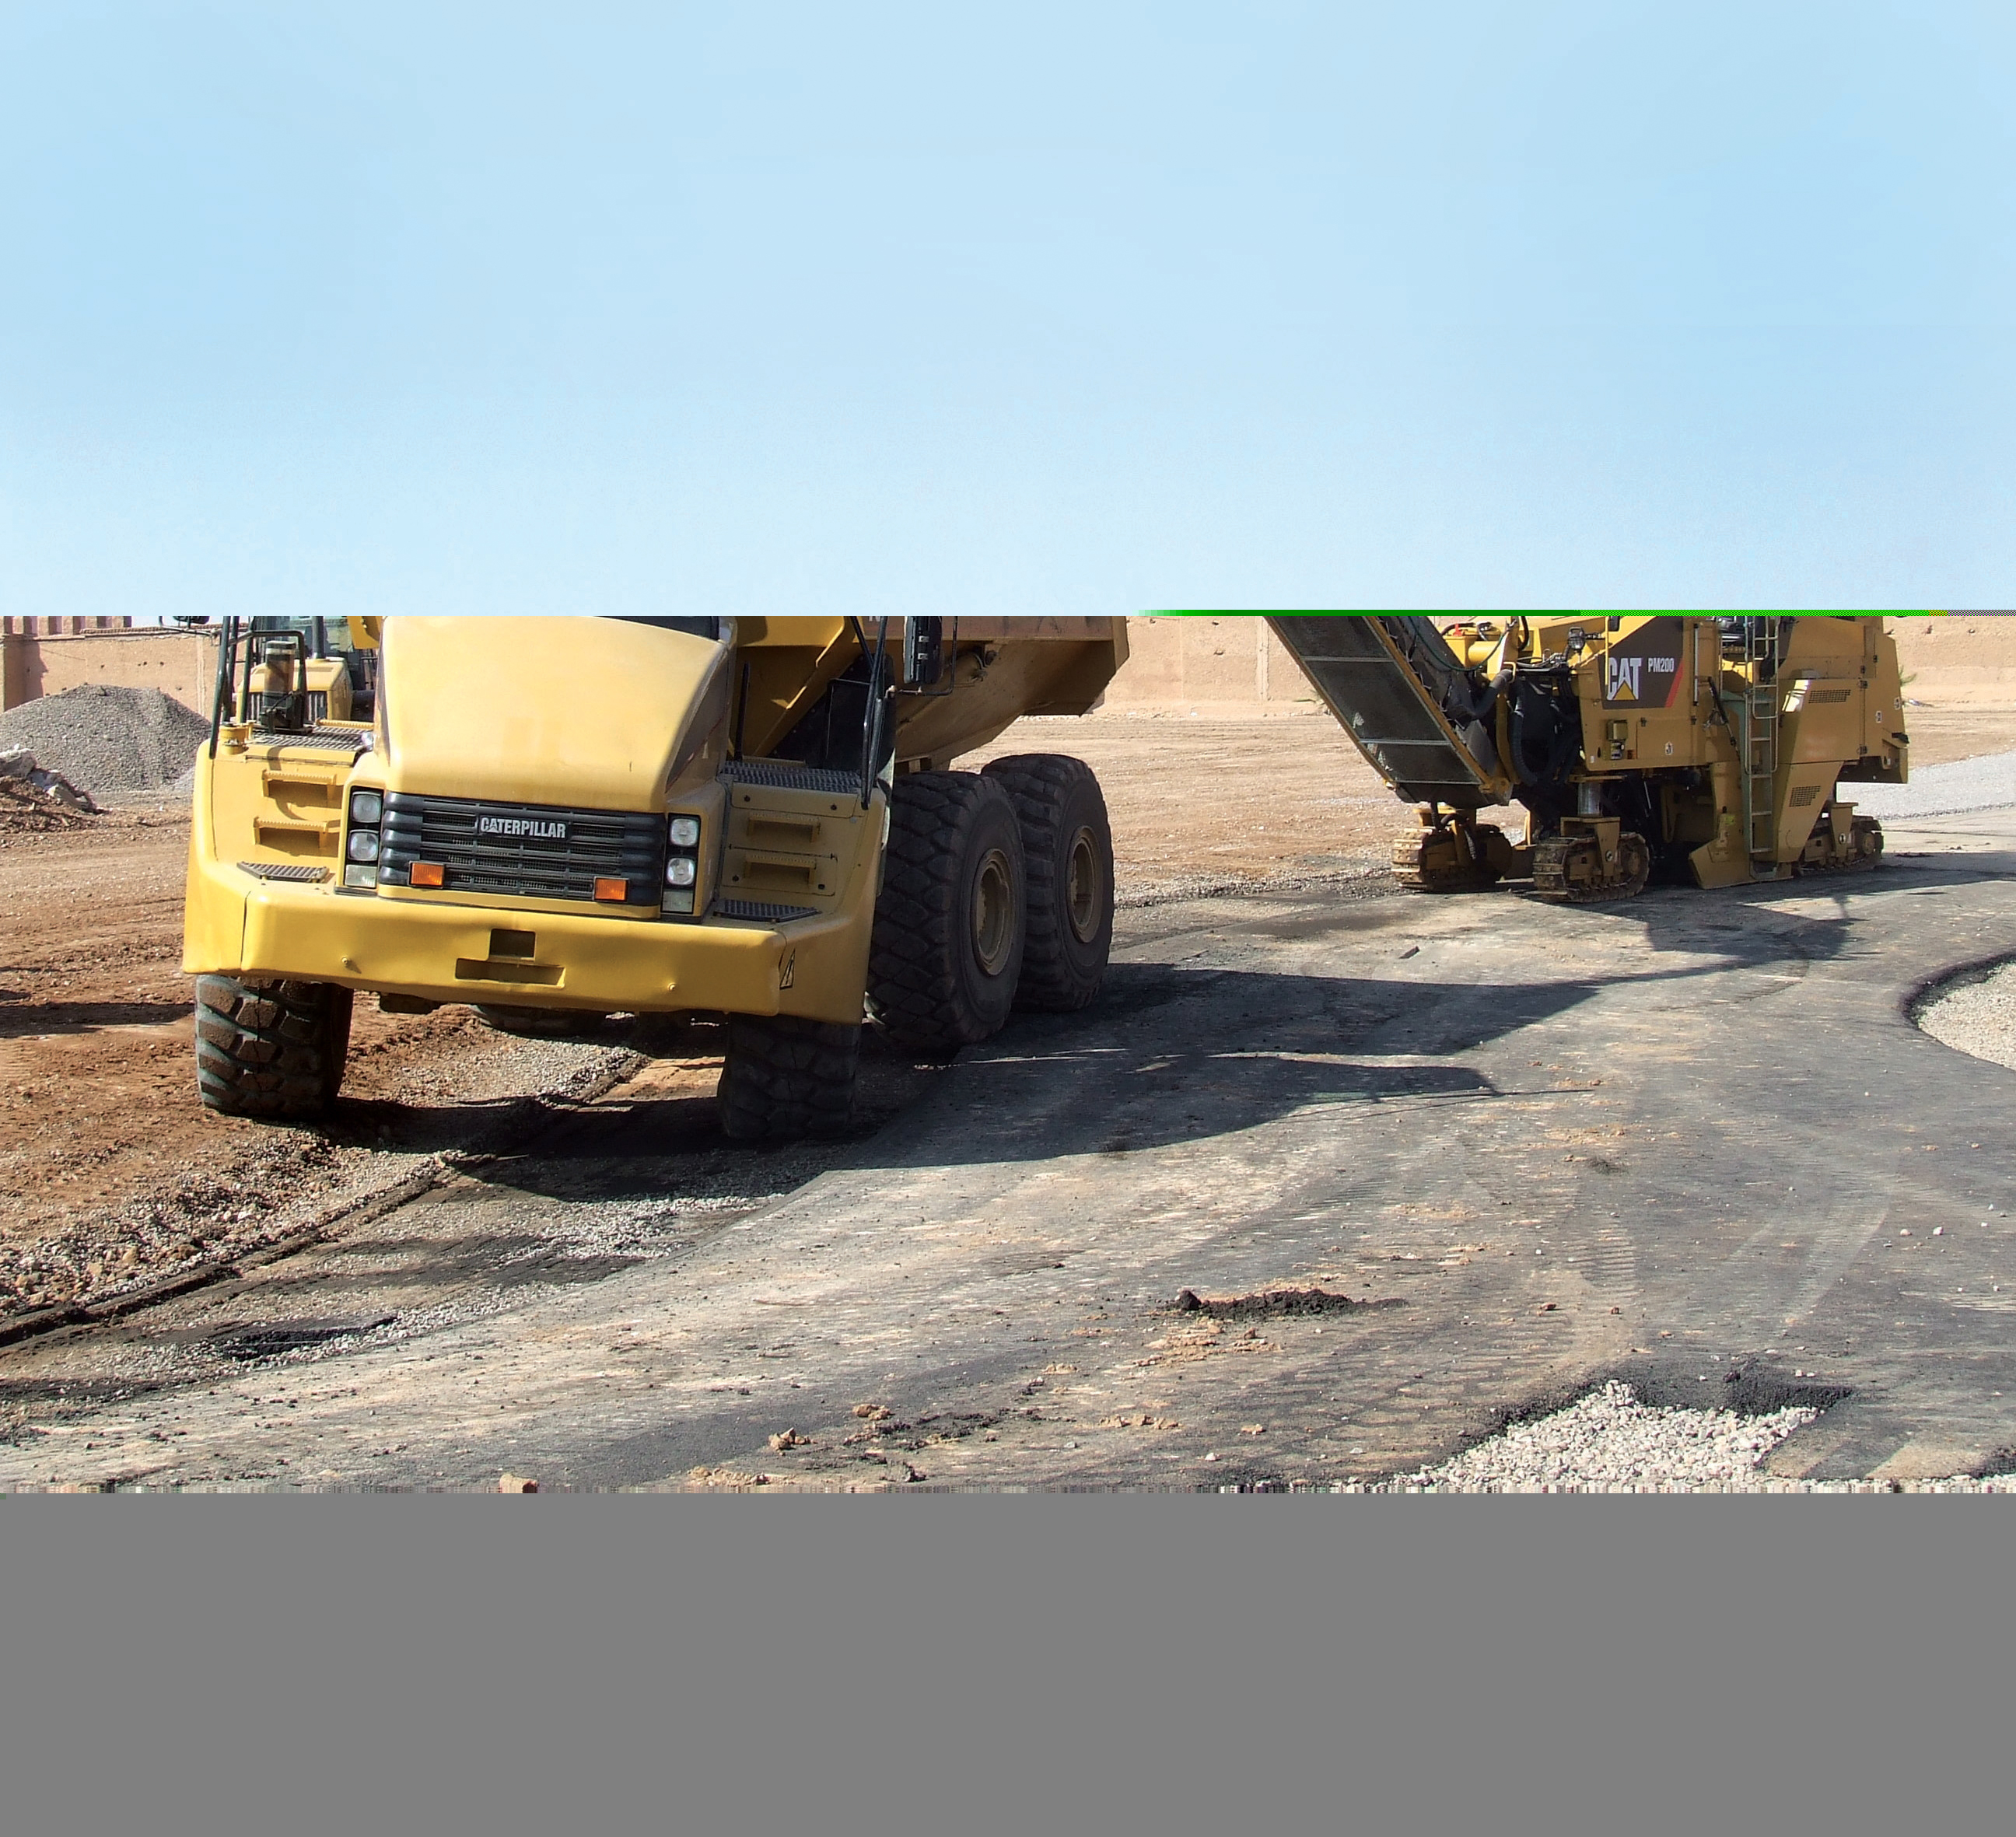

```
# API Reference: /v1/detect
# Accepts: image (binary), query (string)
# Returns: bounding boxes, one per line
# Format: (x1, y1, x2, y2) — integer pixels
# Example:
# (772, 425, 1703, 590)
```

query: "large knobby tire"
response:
(718, 1014, 861, 1142)
(982, 754, 1115, 1012)
(869, 772, 1027, 1055)
(194, 975, 354, 1120)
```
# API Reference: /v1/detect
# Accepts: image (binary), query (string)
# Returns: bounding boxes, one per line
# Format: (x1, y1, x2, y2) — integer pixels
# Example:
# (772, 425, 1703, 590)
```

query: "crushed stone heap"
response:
(0, 685, 209, 798)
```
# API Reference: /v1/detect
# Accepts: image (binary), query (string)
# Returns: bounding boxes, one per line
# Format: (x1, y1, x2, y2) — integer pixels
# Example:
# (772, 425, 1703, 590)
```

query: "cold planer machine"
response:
(1267, 615, 1908, 902)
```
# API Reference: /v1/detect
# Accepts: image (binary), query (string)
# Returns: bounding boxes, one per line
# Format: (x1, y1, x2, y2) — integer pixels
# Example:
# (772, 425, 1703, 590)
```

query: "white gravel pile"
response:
(1915, 961, 2016, 1073)
(1389, 1383, 1819, 1492)
(1849, 747, 2016, 821)
(0, 686, 208, 800)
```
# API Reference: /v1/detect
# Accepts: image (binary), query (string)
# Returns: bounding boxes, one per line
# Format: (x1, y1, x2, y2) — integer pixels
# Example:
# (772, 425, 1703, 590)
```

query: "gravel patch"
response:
(1297, 1383, 2016, 1492)
(0, 687, 208, 800)
(1850, 747, 2016, 821)
(1385, 1384, 1819, 1492)
(385, 1028, 634, 1107)
(1914, 960, 2016, 1074)
(1119, 863, 1390, 911)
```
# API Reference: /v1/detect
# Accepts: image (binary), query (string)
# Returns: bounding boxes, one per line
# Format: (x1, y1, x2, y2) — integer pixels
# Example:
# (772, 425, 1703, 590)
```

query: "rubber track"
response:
(982, 754, 1111, 1010)
(719, 1015, 859, 1140)
(869, 772, 1022, 1050)
(1796, 817, 1885, 877)
(194, 976, 352, 1118)
(1531, 832, 1650, 904)
(1393, 825, 1506, 894)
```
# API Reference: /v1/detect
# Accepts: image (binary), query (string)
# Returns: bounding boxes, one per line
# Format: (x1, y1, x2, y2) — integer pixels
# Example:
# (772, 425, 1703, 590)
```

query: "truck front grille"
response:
(380, 793, 665, 909)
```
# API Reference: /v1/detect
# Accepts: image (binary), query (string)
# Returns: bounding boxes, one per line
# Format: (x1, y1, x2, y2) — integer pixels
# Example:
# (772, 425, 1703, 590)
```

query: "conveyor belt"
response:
(1266, 617, 1494, 808)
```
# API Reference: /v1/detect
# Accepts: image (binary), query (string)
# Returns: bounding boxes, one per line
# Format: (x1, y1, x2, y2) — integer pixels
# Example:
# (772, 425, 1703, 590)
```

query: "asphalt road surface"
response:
(5, 810, 2015, 1492)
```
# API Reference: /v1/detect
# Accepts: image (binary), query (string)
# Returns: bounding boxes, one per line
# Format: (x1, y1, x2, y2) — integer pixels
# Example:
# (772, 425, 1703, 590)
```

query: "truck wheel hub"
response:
(973, 849, 1015, 976)
(1066, 828, 1102, 944)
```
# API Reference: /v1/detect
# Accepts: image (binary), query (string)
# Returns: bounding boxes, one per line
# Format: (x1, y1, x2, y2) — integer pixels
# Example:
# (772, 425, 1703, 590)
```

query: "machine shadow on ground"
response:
(0, 995, 191, 1035)
(451, 948, 1814, 1211)
(314, 853, 2009, 1170)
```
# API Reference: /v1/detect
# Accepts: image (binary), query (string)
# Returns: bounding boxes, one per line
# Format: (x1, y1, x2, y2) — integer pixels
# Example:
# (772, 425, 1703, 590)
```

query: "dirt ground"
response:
(0, 810, 686, 1313)
(1878, 706, 2016, 768)
(976, 700, 2016, 891)
(968, 716, 1401, 899)
(4, 699, 2012, 1322)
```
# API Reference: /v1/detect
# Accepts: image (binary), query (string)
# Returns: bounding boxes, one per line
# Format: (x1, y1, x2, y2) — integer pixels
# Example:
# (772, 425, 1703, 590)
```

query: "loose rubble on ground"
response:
(0, 768, 99, 834)
(0, 747, 97, 814)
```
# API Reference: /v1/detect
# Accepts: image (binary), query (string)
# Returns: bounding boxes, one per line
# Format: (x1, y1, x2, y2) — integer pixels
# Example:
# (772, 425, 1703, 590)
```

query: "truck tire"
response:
(869, 771, 1027, 1055)
(194, 975, 353, 1120)
(718, 1014, 860, 1141)
(981, 754, 1114, 1012)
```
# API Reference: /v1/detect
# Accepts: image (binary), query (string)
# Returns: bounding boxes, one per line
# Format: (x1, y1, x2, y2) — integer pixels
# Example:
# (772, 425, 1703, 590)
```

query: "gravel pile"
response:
(1850, 747, 2016, 821)
(1381, 1383, 1820, 1492)
(0, 686, 208, 800)
(1915, 962, 2016, 1073)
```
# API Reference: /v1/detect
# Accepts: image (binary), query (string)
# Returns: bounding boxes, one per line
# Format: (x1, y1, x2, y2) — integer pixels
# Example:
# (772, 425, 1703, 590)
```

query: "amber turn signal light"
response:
(593, 877, 629, 903)
(411, 862, 446, 888)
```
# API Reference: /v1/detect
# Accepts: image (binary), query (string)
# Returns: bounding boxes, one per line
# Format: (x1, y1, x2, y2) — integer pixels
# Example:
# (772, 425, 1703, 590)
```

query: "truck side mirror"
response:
(903, 617, 945, 688)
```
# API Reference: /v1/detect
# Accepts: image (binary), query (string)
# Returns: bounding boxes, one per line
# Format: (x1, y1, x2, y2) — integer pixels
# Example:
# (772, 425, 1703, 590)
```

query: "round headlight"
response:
(348, 829, 381, 863)
(350, 790, 383, 825)
(666, 856, 698, 888)
(668, 816, 702, 848)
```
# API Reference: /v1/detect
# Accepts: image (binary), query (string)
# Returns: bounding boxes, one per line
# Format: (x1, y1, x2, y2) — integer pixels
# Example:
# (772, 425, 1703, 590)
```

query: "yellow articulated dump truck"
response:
(1267, 614, 1907, 901)
(184, 616, 1125, 1139)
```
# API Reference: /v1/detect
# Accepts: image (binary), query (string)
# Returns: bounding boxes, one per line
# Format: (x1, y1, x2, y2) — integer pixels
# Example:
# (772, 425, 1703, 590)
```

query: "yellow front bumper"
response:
(182, 859, 875, 1025)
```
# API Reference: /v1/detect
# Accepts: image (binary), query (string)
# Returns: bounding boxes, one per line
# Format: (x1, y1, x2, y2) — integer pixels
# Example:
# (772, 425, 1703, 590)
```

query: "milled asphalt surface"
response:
(5, 807, 2016, 1492)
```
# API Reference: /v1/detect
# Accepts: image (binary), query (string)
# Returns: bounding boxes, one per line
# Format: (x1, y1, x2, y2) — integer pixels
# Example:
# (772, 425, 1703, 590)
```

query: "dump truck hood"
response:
(380, 617, 730, 810)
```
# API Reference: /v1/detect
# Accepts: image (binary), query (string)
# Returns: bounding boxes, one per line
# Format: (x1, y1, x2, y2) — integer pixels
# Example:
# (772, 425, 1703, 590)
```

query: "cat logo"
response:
(1601, 618, 1686, 709)
(779, 950, 796, 991)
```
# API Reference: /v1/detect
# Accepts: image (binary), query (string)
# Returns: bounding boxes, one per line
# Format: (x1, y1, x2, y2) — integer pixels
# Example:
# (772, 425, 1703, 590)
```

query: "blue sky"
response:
(2, 2, 2011, 621)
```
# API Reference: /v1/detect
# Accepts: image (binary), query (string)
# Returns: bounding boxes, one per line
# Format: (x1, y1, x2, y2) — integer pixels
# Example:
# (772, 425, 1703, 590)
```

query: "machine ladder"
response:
(1740, 620, 1782, 863)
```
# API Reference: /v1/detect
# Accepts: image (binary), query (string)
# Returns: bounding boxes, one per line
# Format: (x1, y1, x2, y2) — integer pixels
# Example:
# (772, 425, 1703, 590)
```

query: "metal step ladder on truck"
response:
(1265, 614, 1909, 901)
(183, 615, 1127, 1139)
